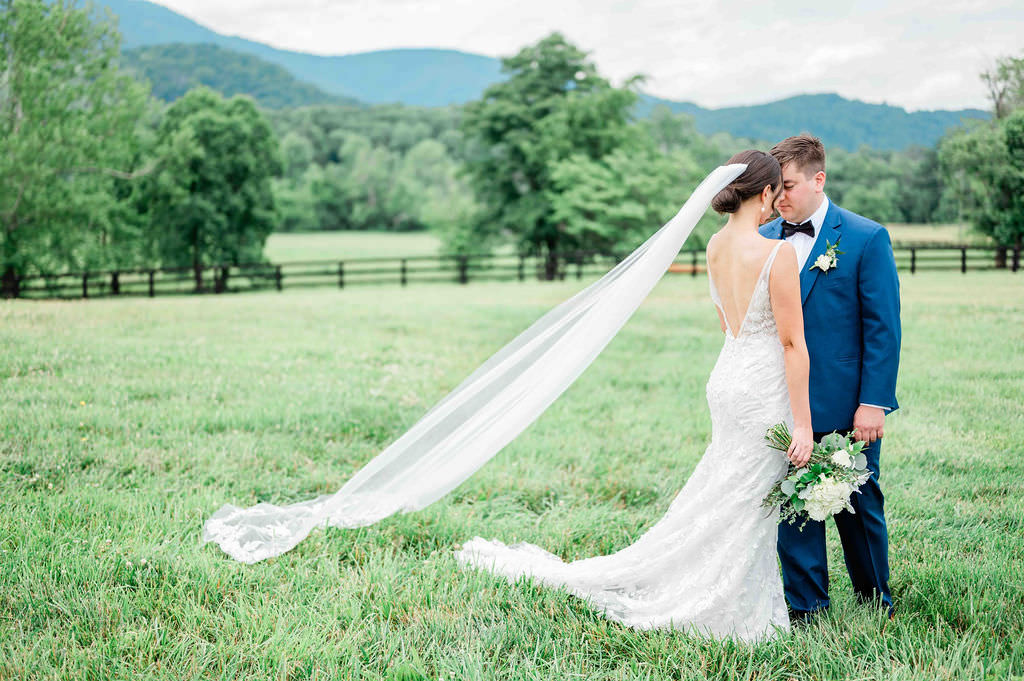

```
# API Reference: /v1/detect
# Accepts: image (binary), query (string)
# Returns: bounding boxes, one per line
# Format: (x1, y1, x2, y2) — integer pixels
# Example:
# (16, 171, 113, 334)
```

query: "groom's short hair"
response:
(770, 134, 825, 177)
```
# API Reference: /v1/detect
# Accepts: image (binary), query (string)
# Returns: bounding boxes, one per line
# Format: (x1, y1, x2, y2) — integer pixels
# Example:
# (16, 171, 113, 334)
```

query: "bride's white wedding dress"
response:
(454, 240, 793, 642)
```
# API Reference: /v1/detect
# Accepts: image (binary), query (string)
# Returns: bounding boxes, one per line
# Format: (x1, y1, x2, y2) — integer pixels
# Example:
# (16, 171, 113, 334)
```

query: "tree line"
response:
(937, 54, 1024, 266)
(1, 0, 1021, 293)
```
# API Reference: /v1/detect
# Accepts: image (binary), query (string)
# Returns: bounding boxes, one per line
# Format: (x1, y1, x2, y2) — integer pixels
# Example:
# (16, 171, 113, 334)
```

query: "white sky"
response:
(147, 0, 1023, 111)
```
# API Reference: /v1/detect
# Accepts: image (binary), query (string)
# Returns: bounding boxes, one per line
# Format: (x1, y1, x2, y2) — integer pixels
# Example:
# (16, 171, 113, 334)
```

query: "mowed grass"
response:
(264, 231, 444, 262)
(1, 270, 1022, 680)
(886, 223, 993, 246)
(262, 224, 991, 266)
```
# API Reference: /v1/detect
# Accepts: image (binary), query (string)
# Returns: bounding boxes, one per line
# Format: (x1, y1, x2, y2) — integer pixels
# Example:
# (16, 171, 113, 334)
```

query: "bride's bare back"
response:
(706, 231, 791, 336)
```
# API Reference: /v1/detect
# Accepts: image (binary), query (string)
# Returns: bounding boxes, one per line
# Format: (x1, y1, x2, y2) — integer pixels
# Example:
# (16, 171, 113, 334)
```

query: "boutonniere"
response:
(810, 238, 844, 273)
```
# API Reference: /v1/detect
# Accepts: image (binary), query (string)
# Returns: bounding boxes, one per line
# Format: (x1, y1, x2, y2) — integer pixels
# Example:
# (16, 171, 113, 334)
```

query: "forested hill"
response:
(638, 93, 988, 151)
(97, 0, 988, 150)
(121, 44, 360, 108)
(97, 0, 502, 106)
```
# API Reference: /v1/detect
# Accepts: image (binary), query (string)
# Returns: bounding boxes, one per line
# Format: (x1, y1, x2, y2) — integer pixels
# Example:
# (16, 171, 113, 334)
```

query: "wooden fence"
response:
(4, 244, 1020, 300)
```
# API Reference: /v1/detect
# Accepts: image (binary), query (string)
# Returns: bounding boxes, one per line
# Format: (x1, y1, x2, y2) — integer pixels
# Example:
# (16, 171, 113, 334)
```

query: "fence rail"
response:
(3, 244, 1019, 300)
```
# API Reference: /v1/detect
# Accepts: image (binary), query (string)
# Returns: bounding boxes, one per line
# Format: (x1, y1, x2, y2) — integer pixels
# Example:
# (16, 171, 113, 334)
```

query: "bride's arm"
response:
(769, 243, 814, 466)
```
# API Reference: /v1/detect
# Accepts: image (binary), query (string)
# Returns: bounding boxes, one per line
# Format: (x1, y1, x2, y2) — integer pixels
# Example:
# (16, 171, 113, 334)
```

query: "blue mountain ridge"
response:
(92, 0, 989, 150)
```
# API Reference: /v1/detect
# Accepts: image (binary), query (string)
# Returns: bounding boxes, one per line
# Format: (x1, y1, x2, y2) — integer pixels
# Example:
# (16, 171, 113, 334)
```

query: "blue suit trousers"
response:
(776, 434, 893, 615)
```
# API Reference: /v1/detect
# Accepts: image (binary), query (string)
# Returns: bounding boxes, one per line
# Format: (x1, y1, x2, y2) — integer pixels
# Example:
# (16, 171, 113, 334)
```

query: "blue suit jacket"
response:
(759, 202, 901, 433)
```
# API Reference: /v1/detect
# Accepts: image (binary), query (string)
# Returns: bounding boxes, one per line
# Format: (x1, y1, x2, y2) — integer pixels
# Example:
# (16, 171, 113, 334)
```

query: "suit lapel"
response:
(763, 218, 784, 240)
(800, 202, 842, 306)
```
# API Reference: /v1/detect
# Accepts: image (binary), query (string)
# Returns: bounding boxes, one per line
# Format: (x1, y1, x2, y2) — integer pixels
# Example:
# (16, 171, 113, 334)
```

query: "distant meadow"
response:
(2, 272, 1022, 679)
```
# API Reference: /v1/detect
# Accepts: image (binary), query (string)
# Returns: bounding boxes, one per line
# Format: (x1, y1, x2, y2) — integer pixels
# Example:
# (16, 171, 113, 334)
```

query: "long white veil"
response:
(202, 163, 746, 563)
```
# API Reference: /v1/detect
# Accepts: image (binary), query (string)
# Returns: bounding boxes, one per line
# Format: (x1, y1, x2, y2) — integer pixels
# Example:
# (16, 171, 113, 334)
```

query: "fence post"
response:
(338, 261, 345, 288)
(691, 251, 698, 278)
(400, 259, 407, 286)
(457, 256, 469, 284)
(148, 270, 155, 297)
(1, 272, 19, 299)
(517, 255, 525, 282)
(3, 274, 18, 301)
(961, 247, 967, 274)
(1013, 246, 1021, 273)
(214, 266, 228, 293)
(111, 272, 120, 295)
(82, 274, 88, 299)
(275, 265, 283, 291)
(910, 248, 916, 275)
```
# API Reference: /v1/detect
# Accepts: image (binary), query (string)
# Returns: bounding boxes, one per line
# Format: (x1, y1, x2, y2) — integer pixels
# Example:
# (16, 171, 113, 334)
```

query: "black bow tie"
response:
(781, 220, 815, 238)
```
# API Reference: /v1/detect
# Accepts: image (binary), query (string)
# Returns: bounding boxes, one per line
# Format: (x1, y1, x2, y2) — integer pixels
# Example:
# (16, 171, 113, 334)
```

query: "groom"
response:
(760, 134, 901, 621)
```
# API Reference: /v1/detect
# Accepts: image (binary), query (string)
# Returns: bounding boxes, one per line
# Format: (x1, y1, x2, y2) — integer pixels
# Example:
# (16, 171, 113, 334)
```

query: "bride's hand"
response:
(787, 426, 814, 467)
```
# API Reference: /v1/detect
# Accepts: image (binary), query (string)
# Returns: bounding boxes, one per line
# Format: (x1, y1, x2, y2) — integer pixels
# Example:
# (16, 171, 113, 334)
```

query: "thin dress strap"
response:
(760, 240, 786, 284)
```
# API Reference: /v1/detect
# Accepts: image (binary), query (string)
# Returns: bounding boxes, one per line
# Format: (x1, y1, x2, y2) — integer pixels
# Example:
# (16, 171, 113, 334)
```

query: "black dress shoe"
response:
(788, 609, 809, 626)
(788, 607, 826, 627)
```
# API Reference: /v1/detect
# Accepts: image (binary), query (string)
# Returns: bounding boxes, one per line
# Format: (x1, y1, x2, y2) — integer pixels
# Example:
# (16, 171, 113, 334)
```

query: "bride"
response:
(453, 150, 815, 642)
(202, 152, 813, 642)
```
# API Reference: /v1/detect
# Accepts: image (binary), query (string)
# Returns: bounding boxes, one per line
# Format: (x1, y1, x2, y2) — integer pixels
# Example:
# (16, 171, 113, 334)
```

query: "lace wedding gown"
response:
(454, 240, 792, 642)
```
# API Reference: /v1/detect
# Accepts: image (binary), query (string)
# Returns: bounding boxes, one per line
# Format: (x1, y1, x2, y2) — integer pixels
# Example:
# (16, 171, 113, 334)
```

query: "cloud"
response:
(147, 0, 1023, 111)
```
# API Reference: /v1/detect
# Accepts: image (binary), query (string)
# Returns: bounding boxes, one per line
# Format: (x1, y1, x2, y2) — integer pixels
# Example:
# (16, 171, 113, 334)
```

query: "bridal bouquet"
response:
(761, 423, 873, 529)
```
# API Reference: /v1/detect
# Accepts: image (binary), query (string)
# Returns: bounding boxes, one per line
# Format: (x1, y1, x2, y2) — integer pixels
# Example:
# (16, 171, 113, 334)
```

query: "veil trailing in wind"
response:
(202, 163, 747, 564)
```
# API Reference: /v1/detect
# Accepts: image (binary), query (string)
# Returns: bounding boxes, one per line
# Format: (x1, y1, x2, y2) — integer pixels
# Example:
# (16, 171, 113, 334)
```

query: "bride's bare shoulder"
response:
(705, 230, 726, 261)
(768, 240, 799, 279)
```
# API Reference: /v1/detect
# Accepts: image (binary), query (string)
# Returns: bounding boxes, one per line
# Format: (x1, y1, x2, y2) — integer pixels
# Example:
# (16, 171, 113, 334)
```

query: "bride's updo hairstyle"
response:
(711, 150, 782, 214)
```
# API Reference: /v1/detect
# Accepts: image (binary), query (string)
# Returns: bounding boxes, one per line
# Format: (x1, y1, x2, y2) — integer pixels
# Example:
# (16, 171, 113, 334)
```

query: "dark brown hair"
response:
(711, 150, 782, 214)
(769, 134, 826, 177)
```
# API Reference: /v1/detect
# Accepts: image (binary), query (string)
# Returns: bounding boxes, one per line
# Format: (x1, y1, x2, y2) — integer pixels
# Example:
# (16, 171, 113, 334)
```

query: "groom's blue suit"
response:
(760, 199, 901, 616)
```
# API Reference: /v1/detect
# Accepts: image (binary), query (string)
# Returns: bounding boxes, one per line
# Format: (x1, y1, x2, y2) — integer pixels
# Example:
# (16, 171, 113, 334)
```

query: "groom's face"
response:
(776, 163, 826, 223)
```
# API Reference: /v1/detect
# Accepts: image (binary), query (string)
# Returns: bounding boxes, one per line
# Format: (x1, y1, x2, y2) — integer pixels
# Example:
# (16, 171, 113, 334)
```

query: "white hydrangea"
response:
(803, 477, 855, 522)
(831, 450, 853, 468)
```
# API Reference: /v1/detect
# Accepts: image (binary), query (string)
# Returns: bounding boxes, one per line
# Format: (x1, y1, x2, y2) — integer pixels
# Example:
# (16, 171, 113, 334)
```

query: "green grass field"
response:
(2, 270, 1022, 680)
(263, 224, 991, 264)
(886, 223, 993, 246)
(264, 231, 445, 262)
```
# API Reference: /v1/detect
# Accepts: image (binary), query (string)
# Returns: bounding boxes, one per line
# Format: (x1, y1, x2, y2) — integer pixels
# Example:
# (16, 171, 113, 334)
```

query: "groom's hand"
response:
(853, 405, 885, 443)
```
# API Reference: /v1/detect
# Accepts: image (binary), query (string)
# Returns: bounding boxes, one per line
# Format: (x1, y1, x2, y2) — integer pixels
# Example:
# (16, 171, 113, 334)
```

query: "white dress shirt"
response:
(784, 194, 830, 270)
(783, 194, 886, 413)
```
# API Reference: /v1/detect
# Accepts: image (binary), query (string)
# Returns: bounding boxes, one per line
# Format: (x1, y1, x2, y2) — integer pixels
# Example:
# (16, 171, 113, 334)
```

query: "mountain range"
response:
(97, 0, 989, 151)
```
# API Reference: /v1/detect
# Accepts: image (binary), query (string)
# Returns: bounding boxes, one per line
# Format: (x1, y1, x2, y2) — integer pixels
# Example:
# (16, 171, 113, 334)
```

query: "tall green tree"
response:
(140, 87, 281, 289)
(982, 53, 1024, 120)
(272, 131, 317, 232)
(306, 133, 419, 232)
(460, 33, 639, 278)
(0, 0, 151, 294)
(547, 145, 702, 257)
(939, 54, 1024, 266)
(642, 105, 721, 170)
(395, 139, 478, 252)
(939, 110, 1024, 263)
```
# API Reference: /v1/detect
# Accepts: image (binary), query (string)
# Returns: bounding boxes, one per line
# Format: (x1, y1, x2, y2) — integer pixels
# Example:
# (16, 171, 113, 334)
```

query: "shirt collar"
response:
(808, 194, 830, 233)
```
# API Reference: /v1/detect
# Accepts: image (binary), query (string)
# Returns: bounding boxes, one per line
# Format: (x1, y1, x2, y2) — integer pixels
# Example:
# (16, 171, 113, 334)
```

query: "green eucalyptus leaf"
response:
(821, 433, 847, 451)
